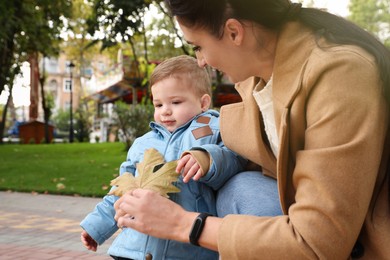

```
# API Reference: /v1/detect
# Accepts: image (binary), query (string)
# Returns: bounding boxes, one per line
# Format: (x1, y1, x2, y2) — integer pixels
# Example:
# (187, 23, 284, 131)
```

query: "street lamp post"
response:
(67, 61, 75, 143)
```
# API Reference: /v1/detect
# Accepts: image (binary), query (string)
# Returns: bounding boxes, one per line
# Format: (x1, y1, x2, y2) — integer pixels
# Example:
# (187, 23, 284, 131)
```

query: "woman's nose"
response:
(196, 53, 207, 68)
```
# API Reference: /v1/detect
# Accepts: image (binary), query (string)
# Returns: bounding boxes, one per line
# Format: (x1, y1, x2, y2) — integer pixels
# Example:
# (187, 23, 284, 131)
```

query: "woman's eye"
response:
(192, 46, 201, 52)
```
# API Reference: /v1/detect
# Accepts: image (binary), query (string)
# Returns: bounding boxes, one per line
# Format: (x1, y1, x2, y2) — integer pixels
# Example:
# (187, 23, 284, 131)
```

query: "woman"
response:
(114, 0, 390, 259)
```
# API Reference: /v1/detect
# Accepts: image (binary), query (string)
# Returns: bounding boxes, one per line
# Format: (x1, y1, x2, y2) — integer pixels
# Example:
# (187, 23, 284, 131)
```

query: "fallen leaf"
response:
(109, 148, 180, 198)
(56, 183, 66, 190)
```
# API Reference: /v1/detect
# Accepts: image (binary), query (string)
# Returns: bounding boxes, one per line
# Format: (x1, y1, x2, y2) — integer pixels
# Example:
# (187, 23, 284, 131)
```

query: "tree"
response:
(87, 0, 150, 59)
(52, 108, 70, 138)
(86, 0, 190, 88)
(0, 0, 72, 144)
(153, 1, 191, 57)
(74, 106, 92, 142)
(0, 1, 23, 95)
(113, 100, 154, 150)
(61, 0, 108, 143)
(85, 0, 149, 110)
(0, 1, 24, 141)
(26, 0, 72, 143)
(349, 0, 390, 48)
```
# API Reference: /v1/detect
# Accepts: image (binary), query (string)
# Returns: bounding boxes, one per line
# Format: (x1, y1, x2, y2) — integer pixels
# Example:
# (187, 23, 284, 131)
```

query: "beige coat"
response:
(217, 22, 390, 259)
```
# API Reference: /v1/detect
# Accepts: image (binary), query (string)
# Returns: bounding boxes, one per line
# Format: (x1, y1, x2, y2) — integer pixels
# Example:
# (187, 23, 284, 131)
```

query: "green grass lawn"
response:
(0, 142, 127, 197)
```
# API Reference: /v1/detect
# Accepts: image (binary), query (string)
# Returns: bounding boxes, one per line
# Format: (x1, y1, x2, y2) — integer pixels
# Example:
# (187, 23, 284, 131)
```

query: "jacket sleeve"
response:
(189, 143, 248, 190)
(80, 140, 141, 245)
(119, 142, 139, 175)
(80, 194, 119, 245)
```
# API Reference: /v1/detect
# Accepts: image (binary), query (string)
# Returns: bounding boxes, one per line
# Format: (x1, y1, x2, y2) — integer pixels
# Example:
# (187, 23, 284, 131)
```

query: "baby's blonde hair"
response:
(150, 55, 212, 97)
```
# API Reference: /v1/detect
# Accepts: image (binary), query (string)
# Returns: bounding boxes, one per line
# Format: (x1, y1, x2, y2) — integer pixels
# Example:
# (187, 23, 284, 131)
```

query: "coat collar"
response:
(272, 22, 316, 128)
(222, 22, 317, 177)
(233, 22, 316, 134)
(235, 22, 316, 114)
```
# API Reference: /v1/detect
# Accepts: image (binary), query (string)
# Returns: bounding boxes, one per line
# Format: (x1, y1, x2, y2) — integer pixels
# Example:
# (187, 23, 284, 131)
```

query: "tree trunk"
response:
(29, 54, 40, 121)
(0, 92, 11, 144)
(128, 36, 141, 105)
(38, 54, 51, 144)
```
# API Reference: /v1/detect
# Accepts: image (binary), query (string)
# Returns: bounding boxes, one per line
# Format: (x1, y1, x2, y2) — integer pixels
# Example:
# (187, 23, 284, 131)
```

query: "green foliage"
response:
(87, 0, 151, 49)
(0, 0, 72, 89)
(349, 0, 380, 34)
(42, 90, 55, 122)
(85, 0, 189, 79)
(0, 142, 126, 197)
(52, 109, 70, 134)
(144, 3, 190, 60)
(0, 0, 72, 144)
(52, 106, 93, 142)
(74, 106, 92, 143)
(22, 0, 72, 56)
(349, 0, 390, 48)
(112, 100, 154, 150)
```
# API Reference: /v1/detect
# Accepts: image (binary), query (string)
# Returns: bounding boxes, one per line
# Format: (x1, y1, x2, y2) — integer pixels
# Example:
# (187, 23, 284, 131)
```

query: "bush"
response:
(52, 106, 93, 143)
(113, 100, 154, 151)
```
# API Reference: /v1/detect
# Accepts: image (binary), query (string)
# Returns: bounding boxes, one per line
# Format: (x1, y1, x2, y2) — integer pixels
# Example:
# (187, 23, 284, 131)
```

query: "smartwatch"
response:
(189, 212, 212, 246)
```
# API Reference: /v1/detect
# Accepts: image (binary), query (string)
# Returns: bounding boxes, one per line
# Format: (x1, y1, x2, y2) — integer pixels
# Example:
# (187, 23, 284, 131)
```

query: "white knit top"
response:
(252, 77, 279, 157)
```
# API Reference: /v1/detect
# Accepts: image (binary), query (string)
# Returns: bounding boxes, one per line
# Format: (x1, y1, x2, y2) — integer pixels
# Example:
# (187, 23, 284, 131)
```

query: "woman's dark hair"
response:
(165, 0, 390, 205)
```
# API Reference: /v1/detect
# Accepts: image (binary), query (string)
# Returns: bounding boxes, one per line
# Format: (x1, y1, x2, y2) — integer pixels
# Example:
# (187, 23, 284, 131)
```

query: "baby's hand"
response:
(176, 154, 204, 183)
(81, 230, 98, 252)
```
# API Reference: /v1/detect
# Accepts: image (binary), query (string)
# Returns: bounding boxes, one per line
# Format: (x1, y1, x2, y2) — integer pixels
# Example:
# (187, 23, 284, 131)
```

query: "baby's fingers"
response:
(182, 164, 202, 183)
(176, 154, 191, 173)
(182, 171, 194, 183)
(192, 168, 204, 181)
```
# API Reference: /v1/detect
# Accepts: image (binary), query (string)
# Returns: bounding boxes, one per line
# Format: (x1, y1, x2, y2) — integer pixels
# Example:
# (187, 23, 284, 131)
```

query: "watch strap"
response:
(189, 212, 212, 246)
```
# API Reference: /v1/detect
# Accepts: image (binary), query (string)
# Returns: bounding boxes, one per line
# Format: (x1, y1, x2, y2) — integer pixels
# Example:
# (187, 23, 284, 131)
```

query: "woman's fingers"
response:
(113, 189, 189, 241)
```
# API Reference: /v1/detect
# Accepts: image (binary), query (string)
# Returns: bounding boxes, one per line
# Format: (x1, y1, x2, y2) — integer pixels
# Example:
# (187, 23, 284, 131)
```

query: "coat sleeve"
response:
(80, 194, 119, 245)
(119, 141, 139, 175)
(80, 140, 141, 244)
(217, 47, 389, 259)
(190, 143, 248, 190)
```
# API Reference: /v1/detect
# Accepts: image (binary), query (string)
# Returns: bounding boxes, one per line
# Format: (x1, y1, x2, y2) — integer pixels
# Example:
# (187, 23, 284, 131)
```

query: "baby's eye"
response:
(154, 104, 162, 108)
(172, 101, 182, 105)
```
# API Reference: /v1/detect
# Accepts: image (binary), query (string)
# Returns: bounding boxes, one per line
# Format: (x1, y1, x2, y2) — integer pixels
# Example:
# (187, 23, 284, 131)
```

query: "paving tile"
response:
(0, 191, 117, 260)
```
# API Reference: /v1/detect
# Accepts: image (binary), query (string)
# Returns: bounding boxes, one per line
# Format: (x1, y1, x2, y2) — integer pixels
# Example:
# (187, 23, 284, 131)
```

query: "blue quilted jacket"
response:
(80, 110, 247, 260)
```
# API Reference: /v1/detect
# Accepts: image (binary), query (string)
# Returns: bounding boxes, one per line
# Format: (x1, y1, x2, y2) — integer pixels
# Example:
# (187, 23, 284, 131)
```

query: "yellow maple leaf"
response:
(109, 148, 180, 198)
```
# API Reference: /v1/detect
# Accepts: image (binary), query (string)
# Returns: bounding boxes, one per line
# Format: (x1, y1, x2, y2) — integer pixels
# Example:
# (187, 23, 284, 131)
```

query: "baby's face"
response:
(152, 77, 204, 132)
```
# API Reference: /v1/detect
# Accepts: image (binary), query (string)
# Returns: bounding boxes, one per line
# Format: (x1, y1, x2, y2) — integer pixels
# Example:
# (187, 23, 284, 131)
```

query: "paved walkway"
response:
(0, 191, 119, 259)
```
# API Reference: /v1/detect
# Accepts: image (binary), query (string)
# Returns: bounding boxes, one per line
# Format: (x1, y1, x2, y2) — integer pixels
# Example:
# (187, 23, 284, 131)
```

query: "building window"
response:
(64, 101, 71, 110)
(49, 79, 58, 91)
(45, 57, 59, 73)
(64, 79, 72, 92)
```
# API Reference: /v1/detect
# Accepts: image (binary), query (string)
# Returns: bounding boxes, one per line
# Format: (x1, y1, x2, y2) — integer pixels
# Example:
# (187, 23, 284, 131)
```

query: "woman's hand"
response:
(114, 189, 197, 242)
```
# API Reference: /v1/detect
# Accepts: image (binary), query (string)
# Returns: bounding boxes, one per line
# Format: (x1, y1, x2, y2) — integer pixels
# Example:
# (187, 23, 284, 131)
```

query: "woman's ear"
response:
(224, 18, 244, 45)
(200, 94, 211, 111)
